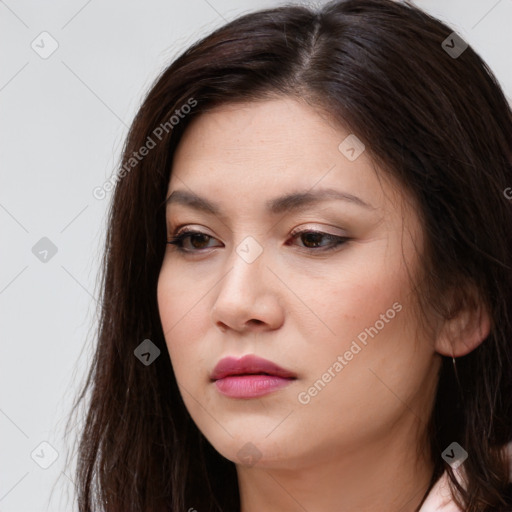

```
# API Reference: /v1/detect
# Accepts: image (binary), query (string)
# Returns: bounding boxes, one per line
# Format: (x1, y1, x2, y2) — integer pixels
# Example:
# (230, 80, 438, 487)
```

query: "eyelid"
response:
(170, 224, 218, 240)
(169, 223, 346, 238)
(289, 224, 347, 238)
(169, 224, 347, 242)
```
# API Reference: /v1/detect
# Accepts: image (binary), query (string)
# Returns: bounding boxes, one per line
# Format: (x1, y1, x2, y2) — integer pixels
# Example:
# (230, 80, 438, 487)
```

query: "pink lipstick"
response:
(210, 354, 297, 398)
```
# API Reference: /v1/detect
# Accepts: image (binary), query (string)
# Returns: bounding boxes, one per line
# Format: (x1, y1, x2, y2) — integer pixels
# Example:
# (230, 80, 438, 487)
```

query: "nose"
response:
(211, 245, 284, 334)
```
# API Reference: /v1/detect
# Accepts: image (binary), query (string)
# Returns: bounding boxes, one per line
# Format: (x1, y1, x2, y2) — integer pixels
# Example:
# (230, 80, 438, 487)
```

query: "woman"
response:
(67, 0, 512, 510)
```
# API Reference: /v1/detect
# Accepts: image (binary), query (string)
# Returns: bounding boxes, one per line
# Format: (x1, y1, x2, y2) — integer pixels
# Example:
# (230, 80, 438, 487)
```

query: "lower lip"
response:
(214, 375, 295, 398)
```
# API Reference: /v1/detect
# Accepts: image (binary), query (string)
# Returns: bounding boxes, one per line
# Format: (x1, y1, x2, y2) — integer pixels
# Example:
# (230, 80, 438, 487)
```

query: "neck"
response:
(236, 413, 435, 512)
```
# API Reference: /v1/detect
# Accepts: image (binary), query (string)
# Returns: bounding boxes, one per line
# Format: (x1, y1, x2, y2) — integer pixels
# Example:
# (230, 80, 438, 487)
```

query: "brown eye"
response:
(167, 229, 221, 253)
(299, 231, 328, 248)
(290, 230, 349, 252)
(183, 233, 212, 249)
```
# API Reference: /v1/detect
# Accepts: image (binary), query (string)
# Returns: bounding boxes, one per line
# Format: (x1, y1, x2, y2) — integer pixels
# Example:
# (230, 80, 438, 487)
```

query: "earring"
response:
(452, 356, 462, 392)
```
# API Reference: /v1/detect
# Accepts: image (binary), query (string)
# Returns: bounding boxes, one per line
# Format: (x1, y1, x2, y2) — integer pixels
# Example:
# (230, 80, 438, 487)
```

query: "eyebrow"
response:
(165, 188, 375, 218)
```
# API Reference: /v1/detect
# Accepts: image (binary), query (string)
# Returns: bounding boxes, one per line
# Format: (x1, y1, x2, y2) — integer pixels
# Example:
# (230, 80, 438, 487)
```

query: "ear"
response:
(434, 286, 491, 357)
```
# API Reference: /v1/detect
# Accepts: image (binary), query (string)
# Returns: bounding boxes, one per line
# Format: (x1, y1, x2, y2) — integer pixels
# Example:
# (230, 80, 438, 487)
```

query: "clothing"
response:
(418, 470, 463, 512)
(419, 442, 512, 512)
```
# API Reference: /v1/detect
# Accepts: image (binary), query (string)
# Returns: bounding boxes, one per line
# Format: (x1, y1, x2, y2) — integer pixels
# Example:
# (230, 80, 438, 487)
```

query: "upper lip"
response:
(210, 354, 297, 380)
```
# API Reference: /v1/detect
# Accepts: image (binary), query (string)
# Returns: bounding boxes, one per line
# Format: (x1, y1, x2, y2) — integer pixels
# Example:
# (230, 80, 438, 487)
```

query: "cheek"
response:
(157, 265, 177, 338)
(319, 288, 433, 425)
(303, 238, 425, 391)
(157, 265, 192, 367)
(157, 262, 212, 387)
(312, 249, 406, 339)
(157, 260, 203, 333)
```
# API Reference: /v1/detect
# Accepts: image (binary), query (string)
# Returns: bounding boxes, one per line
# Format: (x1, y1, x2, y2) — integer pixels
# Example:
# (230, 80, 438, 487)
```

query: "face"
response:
(157, 97, 441, 470)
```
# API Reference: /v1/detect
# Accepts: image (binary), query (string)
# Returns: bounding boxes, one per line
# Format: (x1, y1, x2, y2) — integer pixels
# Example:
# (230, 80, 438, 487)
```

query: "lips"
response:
(210, 354, 297, 381)
(210, 354, 297, 399)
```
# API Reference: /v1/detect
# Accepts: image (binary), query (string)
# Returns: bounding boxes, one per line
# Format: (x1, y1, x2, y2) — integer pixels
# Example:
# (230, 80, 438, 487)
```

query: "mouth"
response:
(210, 354, 297, 381)
(210, 354, 297, 398)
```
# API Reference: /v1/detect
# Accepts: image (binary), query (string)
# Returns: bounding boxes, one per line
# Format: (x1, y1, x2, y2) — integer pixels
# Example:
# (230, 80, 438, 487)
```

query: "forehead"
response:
(172, 97, 348, 165)
(166, 97, 411, 223)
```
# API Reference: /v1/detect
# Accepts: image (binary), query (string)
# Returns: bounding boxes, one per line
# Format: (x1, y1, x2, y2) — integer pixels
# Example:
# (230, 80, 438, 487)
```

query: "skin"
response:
(157, 97, 490, 512)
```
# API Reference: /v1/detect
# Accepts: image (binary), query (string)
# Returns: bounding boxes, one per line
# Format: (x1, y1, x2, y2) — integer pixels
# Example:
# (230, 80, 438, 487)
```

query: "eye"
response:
(167, 227, 349, 254)
(167, 228, 220, 252)
(288, 228, 349, 253)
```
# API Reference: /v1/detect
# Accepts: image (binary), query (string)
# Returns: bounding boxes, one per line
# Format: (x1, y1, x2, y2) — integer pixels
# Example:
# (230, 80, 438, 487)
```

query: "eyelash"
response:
(166, 227, 350, 254)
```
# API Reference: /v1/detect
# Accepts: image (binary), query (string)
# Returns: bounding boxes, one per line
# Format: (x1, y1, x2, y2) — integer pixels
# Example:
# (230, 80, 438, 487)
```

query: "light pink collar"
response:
(418, 470, 464, 512)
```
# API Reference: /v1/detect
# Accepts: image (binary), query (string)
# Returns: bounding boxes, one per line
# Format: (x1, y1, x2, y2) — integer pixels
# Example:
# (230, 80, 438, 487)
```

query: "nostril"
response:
(217, 322, 228, 332)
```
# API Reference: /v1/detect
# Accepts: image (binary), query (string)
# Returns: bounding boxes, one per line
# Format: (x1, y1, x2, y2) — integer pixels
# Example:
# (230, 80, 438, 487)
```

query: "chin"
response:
(204, 430, 303, 469)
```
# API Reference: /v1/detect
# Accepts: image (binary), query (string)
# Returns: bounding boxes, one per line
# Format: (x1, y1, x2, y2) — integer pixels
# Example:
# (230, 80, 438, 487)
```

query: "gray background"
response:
(1, 0, 511, 510)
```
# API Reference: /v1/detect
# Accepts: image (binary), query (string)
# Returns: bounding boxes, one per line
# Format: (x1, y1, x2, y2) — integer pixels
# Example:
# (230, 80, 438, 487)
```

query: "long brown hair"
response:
(65, 1, 512, 510)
